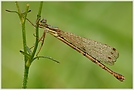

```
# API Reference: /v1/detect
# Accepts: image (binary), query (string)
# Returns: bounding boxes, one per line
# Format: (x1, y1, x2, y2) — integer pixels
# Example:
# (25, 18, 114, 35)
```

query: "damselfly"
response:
(27, 18, 125, 82)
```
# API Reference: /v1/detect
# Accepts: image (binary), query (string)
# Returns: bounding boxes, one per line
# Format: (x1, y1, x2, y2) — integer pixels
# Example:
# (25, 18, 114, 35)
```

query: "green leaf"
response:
(26, 46, 32, 55)
(33, 56, 60, 64)
(20, 50, 31, 59)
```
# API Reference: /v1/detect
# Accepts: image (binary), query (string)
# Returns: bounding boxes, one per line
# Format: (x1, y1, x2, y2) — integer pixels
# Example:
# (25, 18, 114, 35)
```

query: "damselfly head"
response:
(39, 19, 47, 28)
(40, 18, 47, 24)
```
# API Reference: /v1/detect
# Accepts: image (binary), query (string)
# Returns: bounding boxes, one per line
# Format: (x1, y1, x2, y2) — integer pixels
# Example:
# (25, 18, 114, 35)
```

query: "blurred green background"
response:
(2, 1, 132, 88)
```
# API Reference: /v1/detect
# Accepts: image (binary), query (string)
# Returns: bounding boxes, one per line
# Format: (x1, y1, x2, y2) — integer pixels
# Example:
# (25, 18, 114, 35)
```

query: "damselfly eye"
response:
(40, 19, 47, 24)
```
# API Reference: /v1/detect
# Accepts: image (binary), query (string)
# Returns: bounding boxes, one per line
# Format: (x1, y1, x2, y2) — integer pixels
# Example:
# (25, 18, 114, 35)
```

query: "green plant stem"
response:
(15, 2, 21, 19)
(15, 2, 30, 88)
(22, 4, 29, 61)
(7, 2, 43, 88)
(22, 66, 29, 88)
(31, 1, 43, 60)
(22, 4, 30, 88)
(22, 2, 43, 88)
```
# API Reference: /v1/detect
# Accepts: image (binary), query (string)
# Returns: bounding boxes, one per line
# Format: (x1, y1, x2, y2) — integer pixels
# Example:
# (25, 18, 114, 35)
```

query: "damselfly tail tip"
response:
(116, 74, 125, 82)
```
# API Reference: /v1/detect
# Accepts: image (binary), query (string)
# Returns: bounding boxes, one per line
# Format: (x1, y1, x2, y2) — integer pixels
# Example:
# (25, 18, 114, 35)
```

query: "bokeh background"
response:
(2, 1, 132, 88)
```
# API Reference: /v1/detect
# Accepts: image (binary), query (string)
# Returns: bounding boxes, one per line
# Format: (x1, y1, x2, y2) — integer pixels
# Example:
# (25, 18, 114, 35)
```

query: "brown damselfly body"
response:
(26, 18, 125, 82)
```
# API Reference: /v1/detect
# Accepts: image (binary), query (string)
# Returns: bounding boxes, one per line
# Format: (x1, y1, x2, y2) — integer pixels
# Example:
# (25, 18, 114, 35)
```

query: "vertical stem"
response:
(31, 1, 43, 59)
(15, 2, 21, 19)
(22, 4, 30, 62)
(7, 1, 43, 88)
(22, 66, 29, 88)
(22, 2, 43, 88)
(17, 3, 30, 88)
